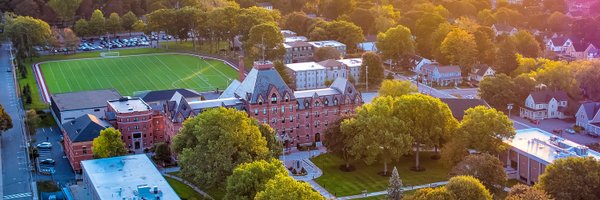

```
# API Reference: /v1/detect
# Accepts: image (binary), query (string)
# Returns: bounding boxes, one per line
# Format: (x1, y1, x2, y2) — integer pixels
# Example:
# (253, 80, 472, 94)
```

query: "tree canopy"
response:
(0, 105, 13, 134)
(378, 79, 417, 98)
(445, 176, 492, 200)
(254, 174, 325, 200)
(536, 157, 600, 200)
(376, 25, 415, 67)
(439, 28, 478, 73)
(456, 106, 515, 154)
(506, 184, 552, 200)
(360, 51, 385, 88)
(92, 128, 128, 158)
(451, 153, 507, 193)
(225, 159, 288, 200)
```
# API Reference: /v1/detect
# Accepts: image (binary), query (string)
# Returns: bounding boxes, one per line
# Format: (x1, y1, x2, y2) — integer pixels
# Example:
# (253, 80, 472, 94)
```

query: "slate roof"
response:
(51, 89, 121, 111)
(550, 37, 570, 46)
(318, 59, 343, 68)
(228, 65, 295, 104)
(572, 42, 595, 52)
(439, 98, 490, 120)
(580, 102, 600, 119)
(62, 114, 112, 143)
(137, 89, 201, 103)
(530, 91, 569, 104)
(285, 41, 313, 48)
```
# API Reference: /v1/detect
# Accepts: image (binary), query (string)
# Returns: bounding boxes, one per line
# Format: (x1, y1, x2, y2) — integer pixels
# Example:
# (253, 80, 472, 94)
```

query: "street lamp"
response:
(507, 103, 514, 118)
(365, 64, 368, 92)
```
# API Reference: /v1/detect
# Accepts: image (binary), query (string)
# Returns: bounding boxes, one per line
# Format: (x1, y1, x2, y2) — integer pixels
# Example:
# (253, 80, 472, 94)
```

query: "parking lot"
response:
(512, 116, 600, 145)
(36, 32, 175, 55)
(33, 127, 75, 185)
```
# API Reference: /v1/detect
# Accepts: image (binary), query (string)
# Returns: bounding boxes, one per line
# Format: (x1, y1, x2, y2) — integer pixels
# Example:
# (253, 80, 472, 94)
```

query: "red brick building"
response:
(106, 97, 164, 153)
(62, 114, 112, 172)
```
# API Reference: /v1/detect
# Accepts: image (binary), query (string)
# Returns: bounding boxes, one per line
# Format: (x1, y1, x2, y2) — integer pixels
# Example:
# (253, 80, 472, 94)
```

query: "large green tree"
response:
(48, 0, 82, 24)
(225, 159, 288, 200)
(536, 157, 600, 200)
(495, 38, 519, 74)
(439, 28, 478, 74)
(92, 128, 128, 158)
(258, 123, 283, 158)
(121, 11, 138, 35)
(478, 74, 517, 109)
(395, 94, 458, 171)
(456, 106, 515, 154)
(512, 30, 541, 58)
(575, 60, 600, 100)
(451, 153, 507, 193)
(25, 109, 40, 135)
(88, 9, 106, 36)
(0, 105, 13, 134)
(360, 51, 384, 88)
(4, 16, 52, 59)
(445, 176, 493, 200)
(405, 187, 456, 200)
(310, 20, 364, 52)
(172, 107, 269, 187)
(378, 79, 417, 98)
(236, 6, 280, 42)
(314, 46, 341, 61)
(74, 19, 89, 37)
(414, 13, 447, 58)
(324, 115, 356, 170)
(506, 184, 552, 200)
(246, 22, 285, 61)
(106, 13, 122, 35)
(376, 25, 415, 68)
(254, 174, 325, 200)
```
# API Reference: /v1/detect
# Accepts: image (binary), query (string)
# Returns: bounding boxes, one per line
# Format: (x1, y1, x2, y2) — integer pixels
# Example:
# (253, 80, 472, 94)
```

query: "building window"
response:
(324, 99, 329, 106)
(285, 95, 289, 102)
(271, 94, 278, 104)
(315, 101, 320, 107)
(82, 146, 87, 155)
(290, 116, 294, 122)
(281, 106, 285, 113)
(263, 108, 267, 115)
(272, 107, 277, 113)
(254, 109, 258, 115)
(290, 105, 293, 112)
(334, 98, 338, 105)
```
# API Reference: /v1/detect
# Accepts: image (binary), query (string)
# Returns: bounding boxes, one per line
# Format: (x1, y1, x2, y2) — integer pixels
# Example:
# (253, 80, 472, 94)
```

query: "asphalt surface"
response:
(1, 42, 33, 199)
(33, 127, 75, 185)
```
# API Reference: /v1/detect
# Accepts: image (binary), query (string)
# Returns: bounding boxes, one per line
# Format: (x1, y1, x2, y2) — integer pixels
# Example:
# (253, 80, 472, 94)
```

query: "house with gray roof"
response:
(469, 64, 495, 82)
(420, 63, 462, 86)
(492, 24, 518, 36)
(520, 90, 570, 120)
(62, 114, 112, 172)
(546, 37, 573, 52)
(50, 89, 121, 126)
(440, 98, 491, 120)
(575, 102, 600, 136)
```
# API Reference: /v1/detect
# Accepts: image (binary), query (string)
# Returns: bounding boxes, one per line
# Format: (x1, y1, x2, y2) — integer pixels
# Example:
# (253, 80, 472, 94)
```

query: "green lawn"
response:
(20, 48, 168, 110)
(167, 172, 226, 199)
(39, 53, 237, 97)
(313, 152, 451, 197)
(165, 176, 208, 200)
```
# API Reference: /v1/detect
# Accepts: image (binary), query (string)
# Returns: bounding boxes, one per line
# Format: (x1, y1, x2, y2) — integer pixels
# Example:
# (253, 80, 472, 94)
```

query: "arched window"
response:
(315, 101, 320, 107)
(258, 96, 263, 105)
(333, 98, 338, 106)
(271, 93, 277, 104)
(284, 94, 289, 102)
(324, 99, 329, 106)
(304, 100, 309, 108)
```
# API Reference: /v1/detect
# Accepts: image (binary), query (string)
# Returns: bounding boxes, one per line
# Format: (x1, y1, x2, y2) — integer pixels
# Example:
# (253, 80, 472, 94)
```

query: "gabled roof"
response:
(579, 102, 600, 119)
(572, 42, 595, 52)
(472, 64, 492, 76)
(530, 91, 569, 104)
(229, 63, 295, 104)
(62, 114, 111, 143)
(424, 64, 461, 74)
(550, 37, 571, 46)
(51, 89, 121, 111)
(137, 89, 201, 103)
(318, 59, 343, 68)
(493, 24, 516, 32)
(439, 98, 490, 120)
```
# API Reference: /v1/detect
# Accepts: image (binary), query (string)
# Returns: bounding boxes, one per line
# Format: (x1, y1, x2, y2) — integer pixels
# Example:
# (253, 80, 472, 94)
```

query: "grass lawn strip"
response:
(164, 176, 208, 200)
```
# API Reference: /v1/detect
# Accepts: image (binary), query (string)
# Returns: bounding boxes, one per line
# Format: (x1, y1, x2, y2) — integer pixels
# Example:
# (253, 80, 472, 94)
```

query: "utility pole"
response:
(365, 65, 368, 92)
(507, 103, 514, 118)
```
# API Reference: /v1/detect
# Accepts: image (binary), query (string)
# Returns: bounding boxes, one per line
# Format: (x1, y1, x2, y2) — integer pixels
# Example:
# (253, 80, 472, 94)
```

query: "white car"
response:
(37, 142, 52, 149)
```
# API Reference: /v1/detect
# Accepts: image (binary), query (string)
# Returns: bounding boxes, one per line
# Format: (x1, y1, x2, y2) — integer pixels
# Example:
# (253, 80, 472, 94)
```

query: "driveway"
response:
(33, 127, 75, 186)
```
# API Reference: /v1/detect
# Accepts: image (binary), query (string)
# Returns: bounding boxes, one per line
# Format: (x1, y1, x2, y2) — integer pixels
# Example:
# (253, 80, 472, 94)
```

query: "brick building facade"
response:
(106, 97, 164, 153)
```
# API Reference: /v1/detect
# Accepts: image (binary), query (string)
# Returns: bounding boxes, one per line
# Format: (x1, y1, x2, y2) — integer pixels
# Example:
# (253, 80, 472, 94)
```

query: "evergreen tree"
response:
(388, 167, 403, 200)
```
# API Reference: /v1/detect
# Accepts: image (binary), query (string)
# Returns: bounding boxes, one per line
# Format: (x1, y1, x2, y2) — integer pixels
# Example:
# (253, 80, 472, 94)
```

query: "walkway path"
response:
(337, 181, 449, 200)
(163, 173, 214, 200)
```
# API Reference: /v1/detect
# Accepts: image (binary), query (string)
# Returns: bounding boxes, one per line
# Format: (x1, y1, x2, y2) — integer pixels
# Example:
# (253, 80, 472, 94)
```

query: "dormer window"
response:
(271, 94, 277, 104)
(324, 99, 329, 106)
(285, 94, 289, 102)
(304, 101, 309, 108)
(258, 97, 263, 105)
(315, 101, 320, 107)
(334, 98, 338, 105)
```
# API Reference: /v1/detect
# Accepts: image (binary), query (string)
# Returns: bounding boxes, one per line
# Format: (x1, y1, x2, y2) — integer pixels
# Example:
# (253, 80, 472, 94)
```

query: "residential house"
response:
(62, 114, 112, 172)
(309, 40, 347, 57)
(546, 37, 573, 52)
(519, 91, 569, 120)
(410, 56, 433, 74)
(357, 35, 377, 52)
(283, 41, 315, 64)
(469, 64, 495, 82)
(439, 98, 490, 120)
(575, 102, 600, 135)
(492, 24, 518, 36)
(566, 42, 598, 60)
(421, 63, 462, 86)
(50, 89, 121, 126)
(256, 2, 273, 10)
(281, 30, 297, 37)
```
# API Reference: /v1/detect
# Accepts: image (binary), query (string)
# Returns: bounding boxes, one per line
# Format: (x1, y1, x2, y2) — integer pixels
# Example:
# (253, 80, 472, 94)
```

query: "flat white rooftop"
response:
(81, 154, 180, 200)
(309, 40, 346, 48)
(108, 97, 151, 113)
(286, 62, 325, 72)
(338, 58, 362, 68)
(505, 128, 600, 164)
(285, 36, 308, 43)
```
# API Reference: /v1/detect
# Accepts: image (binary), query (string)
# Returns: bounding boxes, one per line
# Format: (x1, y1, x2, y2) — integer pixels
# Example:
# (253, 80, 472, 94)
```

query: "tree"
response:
(395, 94, 458, 171)
(258, 123, 283, 157)
(246, 23, 285, 61)
(405, 187, 456, 200)
(314, 47, 341, 61)
(512, 31, 541, 58)
(378, 80, 417, 98)
(456, 106, 515, 154)
(172, 107, 269, 187)
(25, 109, 40, 135)
(531, 60, 580, 99)
(479, 74, 517, 109)
(132, 20, 146, 33)
(575, 60, 600, 100)
(282, 12, 315, 37)
(0, 105, 13, 134)
(121, 11, 138, 34)
(360, 52, 384, 88)
(106, 13, 122, 35)
(254, 174, 325, 200)
(273, 60, 293, 88)
(310, 20, 364, 52)
(153, 142, 171, 164)
(350, 8, 375, 34)
(388, 167, 403, 200)
(506, 184, 552, 200)
(474, 28, 495, 65)
(495, 39, 519, 74)
(346, 96, 413, 175)
(325, 115, 356, 170)
(376, 25, 415, 68)
(414, 13, 447, 58)
(88, 9, 106, 36)
(536, 157, 600, 200)
(225, 159, 288, 200)
(318, 0, 352, 20)
(236, 6, 280, 42)
(4, 16, 52, 59)
(430, 23, 454, 63)
(439, 28, 478, 74)
(63, 28, 80, 53)
(546, 12, 571, 33)
(451, 153, 507, 193)
(445, 176, 492, 200)
(48, 0, 82, 24)
(74, 19, 89, 37)
(92, 128, 128, 158)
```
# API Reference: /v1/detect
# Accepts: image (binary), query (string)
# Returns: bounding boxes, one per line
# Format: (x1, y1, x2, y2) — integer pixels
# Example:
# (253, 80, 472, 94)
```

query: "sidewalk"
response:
(336, 181, 449, 200)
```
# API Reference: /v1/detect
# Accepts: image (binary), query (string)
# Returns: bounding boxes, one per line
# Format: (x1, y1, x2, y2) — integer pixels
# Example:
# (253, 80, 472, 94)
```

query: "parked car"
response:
(36, 142, 52, 149)
(39, 158, 55, 165)
(564, 128, 576, 134)
(553, 129, 562, 134)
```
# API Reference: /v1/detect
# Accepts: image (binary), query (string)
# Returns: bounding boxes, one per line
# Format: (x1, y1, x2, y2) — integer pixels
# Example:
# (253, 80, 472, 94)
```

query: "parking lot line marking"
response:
(3, 192, 32, 199)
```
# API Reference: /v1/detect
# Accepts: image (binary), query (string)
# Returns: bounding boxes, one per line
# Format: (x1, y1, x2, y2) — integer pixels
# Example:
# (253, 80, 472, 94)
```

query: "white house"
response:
(285, 62, 326, 90)
(575, 102, 600, 135)
(411, 56, 433, 74)
(492, 24, 518, 36)
(421, 64, 462, 86)
(520, 91, 569, 120)
(469, 64, 495, 82)
(546, 37, 573, 52)
(256, 2, 273, 10)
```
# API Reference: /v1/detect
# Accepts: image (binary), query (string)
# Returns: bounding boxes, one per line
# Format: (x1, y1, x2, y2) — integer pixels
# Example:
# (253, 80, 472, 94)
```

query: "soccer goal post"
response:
(100, 51, 120, 58)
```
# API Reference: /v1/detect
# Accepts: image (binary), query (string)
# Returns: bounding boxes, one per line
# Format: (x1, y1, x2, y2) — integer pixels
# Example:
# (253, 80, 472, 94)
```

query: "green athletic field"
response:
(40, 53, 238, 96)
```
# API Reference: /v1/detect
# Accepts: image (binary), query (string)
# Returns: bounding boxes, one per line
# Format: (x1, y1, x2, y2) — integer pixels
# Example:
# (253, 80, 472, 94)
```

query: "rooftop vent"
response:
(574, 146, 589, 156)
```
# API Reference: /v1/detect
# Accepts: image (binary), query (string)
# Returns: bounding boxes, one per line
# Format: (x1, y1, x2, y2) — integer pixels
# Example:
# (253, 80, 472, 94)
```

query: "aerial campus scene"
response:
(0, 0, 600, 199)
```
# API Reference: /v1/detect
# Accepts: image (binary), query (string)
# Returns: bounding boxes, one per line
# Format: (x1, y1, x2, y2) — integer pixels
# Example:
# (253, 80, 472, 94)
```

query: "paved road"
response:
(1, 42, 33, 199)
(33, 127, 75, 186)
(385, 71, 455, 98)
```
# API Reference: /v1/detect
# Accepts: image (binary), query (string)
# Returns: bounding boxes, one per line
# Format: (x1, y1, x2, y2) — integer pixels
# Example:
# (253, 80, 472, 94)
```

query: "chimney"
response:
(238, 55, 245, 81)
